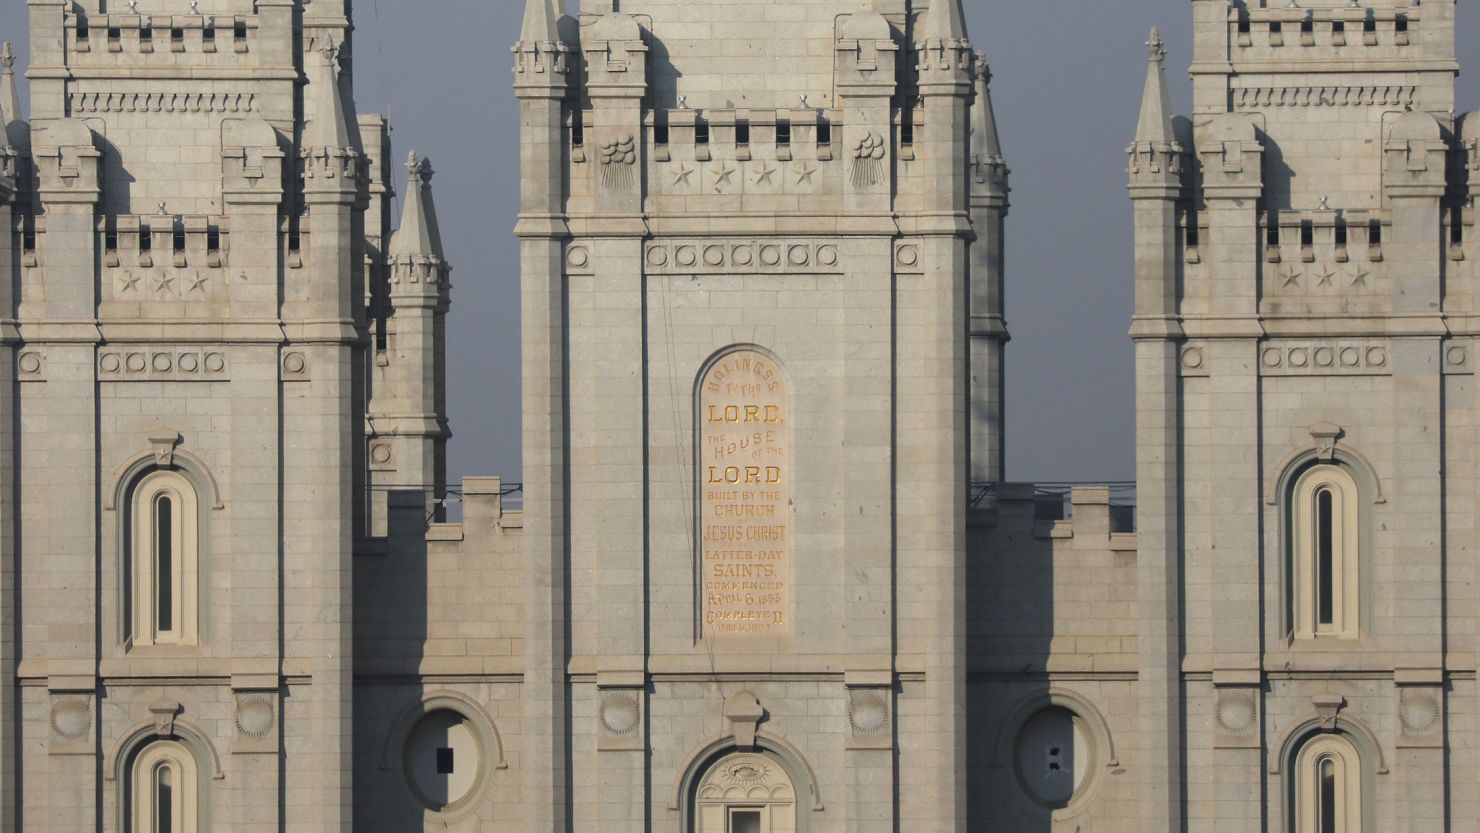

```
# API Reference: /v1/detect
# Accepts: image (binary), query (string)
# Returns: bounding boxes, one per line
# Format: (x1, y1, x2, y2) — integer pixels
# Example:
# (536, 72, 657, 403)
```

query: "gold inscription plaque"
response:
(699, 349, 790, 638)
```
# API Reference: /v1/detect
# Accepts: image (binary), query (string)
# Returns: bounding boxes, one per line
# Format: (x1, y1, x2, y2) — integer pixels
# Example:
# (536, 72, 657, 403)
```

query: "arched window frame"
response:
(129, 740, 199, 833)
(1287, 462, 1363, 641)
(1292, 734, 1362, 833)
(125, 470, 201, 651)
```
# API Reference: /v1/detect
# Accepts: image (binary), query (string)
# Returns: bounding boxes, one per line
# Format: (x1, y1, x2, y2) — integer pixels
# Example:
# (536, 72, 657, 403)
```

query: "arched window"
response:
(693, 751, 797, 833)
(1293, 734, 1361, 833)
(129, 470, 200, 647)
(1289, 464, 1360, 640)
(129, 741, 199, 833)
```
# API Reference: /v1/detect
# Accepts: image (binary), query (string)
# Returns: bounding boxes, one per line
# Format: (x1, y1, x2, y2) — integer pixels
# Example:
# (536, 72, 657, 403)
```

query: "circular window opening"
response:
(403, 709, 483, 813)
(1013, 707, 1094, 810)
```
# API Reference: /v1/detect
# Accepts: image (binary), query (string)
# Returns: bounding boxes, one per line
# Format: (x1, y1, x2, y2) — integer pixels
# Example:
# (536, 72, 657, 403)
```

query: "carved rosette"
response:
(50, 696, 93, 740)
(599, 693, 642, 737)
(848, 690, 890, 736)
(235, 695, 276, 739)
(1398, 689, 1442, 746)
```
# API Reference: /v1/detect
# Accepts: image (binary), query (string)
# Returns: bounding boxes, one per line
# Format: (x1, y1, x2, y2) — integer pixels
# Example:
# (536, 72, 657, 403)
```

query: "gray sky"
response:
(1, 2, 1476, 487)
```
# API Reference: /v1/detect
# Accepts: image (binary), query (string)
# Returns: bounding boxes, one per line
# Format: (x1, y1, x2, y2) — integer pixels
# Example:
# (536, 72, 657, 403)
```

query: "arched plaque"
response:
(698, 349, 790, 639)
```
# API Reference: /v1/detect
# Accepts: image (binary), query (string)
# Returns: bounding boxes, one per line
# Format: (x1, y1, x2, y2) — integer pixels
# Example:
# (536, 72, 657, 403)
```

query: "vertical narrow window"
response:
(1318, 757, 1337, 833)
(155, 764, 174, 833)
(1316, 488, 1334, 627)
(130, 742, 197, 833)
(1294, 735, 1359, 833)
(129, 471, 200, 648)
(155, 496, 174, 633)
(1289, 464, 1361, 641)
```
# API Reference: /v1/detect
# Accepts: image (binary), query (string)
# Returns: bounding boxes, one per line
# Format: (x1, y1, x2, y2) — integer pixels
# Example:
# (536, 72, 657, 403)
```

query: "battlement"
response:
(1232, 4, 1423, 57)
(64, 10, 258, 60)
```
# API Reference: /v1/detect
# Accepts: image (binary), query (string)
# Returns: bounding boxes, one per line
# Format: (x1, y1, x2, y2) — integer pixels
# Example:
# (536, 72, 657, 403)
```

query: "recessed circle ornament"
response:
(283, 352, 307, 374)
(178, 353, 199, 372)
(203, 353, 226, 373)
(1262, 349, 1283, 368)
(1400, 693, 1440, 734)
(50, 697, 91, 740)
(18, 353, 41, 374)
(1181, 348, 1204, 370)
(787, 245, 810, 267)
(817, 245, 839, 267)
(1448, 346, 1468, 367)
(101, 354, 122, 373)
(126, 353, 147, 372)
(1339, 347, 1361, 368)
(759, 245, 782, 267)
(370, 444, 392, 464)
(599, 693, 641, 736)
(152, 353, 173, 372)
(896, 246, 919, 267)
(675, 246, 698, 268)
(646, 246, 669, 268)
(1313, 347, 1334, 368)
(566, 246, 589, 269)
(731, 245, 754, 267)
(848, 691, 890, 735)
(235, 695, 276, 738)
(1215, 693, 1257, 734)
(703, 245, 725, 267)
(1366, 348, 1387, 367)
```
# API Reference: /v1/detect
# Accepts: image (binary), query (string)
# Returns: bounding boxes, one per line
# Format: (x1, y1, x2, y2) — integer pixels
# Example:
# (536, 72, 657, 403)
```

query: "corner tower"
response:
(1134, 2, 1471, 828)
(2, 1, 445, 830)
(513, 0, 999, 830)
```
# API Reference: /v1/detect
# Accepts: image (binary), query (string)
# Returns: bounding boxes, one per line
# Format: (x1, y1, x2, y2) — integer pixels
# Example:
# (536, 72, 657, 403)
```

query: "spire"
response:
(389, 151, 443, 261)
(972, 58, 1003, 164)
(1135, 27, 1176, 144)
(303, 38, 352, 150)
(0, 42, 20, 144)
(920, 0, 967, 42)
(971, 55, 1008, 198)
(520, 0, 560, 45)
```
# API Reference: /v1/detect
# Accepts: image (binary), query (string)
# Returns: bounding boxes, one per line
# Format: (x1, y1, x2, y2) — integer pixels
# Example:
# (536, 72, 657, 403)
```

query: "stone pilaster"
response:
(0, 129, 16, 833)
(1383, 112, 1448, 833)
(513, 2, 572, 830)
(1126, 29, 1187, 833)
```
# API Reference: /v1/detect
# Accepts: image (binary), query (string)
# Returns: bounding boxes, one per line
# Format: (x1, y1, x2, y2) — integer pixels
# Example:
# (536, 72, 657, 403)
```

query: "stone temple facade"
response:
(0, 0, 1475, 831)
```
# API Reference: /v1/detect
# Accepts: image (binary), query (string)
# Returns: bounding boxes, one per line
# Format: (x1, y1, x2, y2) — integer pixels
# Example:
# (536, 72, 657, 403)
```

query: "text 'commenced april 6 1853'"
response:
(700, 349, 790, 638)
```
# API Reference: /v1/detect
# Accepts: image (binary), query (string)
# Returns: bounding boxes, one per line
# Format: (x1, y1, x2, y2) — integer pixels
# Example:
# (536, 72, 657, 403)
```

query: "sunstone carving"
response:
(50, 696, 92, 740)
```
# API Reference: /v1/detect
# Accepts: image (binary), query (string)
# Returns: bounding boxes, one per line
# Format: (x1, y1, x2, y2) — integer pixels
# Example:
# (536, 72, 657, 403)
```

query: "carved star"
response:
(154, 274, 175, 294)
(1350, 270, 1370, 288)
(715, 166, 736, 186)
(118, 272, 141, 293)
(186, 273, 208, 294)
(1281, 267, 1302, 288)
(754, 164, 777, 185)
(1314, 268, 1336, 287)
(796, 165, 818, 185)
(673, 165, 695, 186)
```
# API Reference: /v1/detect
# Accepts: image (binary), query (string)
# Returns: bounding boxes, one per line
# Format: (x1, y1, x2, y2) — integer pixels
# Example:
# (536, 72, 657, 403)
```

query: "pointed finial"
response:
(677, 95, 687, 110)
(1, 43, 13, 72)
(1134, 27, 1177, 144)
(1319, 196, 1329, 210)
(1147, 27, 1167, 64)
(389, 150, 444, 262)
(157, 201, 169, 216)
(799, 94, 809, 108)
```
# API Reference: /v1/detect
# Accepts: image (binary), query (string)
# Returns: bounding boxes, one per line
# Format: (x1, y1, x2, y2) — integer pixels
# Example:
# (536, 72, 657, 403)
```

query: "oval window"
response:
(1013, 707, 1093, 809)
(403, 710, 482, 812)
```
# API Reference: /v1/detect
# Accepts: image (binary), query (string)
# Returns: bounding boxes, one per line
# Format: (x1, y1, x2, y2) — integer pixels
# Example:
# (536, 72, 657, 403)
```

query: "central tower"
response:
(513, 0, 1004, 830)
